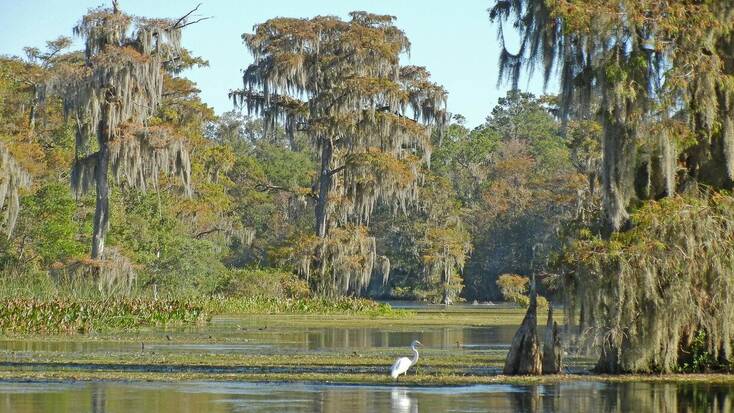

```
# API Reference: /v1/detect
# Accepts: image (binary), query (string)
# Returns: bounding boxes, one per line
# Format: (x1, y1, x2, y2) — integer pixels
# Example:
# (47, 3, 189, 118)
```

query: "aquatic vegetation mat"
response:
(0, 298, 205, 334)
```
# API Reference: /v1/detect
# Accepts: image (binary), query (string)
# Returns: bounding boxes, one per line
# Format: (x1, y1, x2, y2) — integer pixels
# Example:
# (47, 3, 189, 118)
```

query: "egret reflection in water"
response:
(390, 388, 418, 413)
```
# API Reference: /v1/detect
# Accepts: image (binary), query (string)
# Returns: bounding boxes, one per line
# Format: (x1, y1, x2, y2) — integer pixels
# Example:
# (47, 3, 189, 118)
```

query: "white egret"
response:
(390, 340, 423, 380)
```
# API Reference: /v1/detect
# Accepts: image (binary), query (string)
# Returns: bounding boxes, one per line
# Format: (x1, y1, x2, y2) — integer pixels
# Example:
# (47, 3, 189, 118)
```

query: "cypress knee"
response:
(503, 276, 542, 375)
(542, 304, 562, 374)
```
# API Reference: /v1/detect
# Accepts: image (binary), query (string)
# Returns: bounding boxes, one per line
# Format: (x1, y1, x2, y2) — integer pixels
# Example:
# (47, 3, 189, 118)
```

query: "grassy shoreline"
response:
(1, 370, 734, 386)
(0, 346, 731, 386)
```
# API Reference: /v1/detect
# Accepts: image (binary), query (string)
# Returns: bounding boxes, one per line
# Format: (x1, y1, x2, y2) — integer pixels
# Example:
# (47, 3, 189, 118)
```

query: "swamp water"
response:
(0, 322, 519, 354)
(1, 380, 732, 413)
(0, 305, 526, 355)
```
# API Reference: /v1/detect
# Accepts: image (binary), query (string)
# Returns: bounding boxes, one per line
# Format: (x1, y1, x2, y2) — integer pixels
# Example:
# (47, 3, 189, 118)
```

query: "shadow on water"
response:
(0, 380, 732, 413)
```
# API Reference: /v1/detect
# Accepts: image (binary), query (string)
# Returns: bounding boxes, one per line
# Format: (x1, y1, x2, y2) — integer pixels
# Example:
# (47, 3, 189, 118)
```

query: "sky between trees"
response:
(0, 0, 551, 127)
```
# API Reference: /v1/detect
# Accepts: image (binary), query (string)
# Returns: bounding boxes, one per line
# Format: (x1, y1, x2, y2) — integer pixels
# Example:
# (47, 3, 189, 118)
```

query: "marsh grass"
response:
(0, 360, 729, 386)
(0, 277, 413, 335)
(203, 296, 408, 317)
(0, 298, 205, 334)
(0, 296, 410, 334)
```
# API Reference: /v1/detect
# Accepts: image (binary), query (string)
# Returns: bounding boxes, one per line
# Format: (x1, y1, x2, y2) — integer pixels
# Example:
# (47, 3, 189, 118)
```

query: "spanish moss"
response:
(0, 144, 31, 236)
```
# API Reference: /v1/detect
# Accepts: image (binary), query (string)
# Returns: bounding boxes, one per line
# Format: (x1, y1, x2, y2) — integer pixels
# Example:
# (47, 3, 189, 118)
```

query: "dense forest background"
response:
(0, 66, 582, 303)
(0, 9, 584, 304)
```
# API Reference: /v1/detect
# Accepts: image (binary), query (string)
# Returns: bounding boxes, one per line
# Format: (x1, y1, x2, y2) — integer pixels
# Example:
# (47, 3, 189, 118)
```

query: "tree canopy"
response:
(39, 4, 194, 260)
(491, 0, 734, 231)
(491, 0, 734, 372)
(232, 12, 448, 295)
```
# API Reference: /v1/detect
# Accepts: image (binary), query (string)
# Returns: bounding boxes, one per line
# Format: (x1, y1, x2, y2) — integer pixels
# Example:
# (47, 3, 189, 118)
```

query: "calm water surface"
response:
(0, 324, 522, 354)
(1, 380, 731, 413)
(0, 305, 530, 355)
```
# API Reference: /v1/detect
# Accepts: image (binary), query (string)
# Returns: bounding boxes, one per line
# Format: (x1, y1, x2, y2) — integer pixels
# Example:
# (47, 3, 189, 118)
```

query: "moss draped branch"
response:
(0, 143, 31, 236)
(233, 12, 447, 295)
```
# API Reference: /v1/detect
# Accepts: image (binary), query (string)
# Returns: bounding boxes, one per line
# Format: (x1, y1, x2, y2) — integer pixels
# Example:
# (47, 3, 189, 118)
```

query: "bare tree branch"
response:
(175, 17, 212, 29)
(327, 165, 346, 177)
(254, 183, 290, 193)
(254, 182, 318, 200)
(172, 3, 200, 28)
(171, 3, 212, 30)
(195, 227, 223, 239)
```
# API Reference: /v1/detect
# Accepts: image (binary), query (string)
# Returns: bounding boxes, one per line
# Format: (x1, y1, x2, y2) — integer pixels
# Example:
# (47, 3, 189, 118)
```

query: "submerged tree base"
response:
(503, 294, 542, 375)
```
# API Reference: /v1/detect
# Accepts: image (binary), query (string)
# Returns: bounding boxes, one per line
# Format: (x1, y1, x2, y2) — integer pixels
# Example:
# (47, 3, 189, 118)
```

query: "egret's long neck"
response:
(410, 345, 419, 365)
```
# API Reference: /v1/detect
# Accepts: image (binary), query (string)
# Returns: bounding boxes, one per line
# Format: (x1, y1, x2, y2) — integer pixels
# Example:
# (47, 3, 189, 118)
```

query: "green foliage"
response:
(256, 142, 314, 189)
(370, 170, 471, 304)
(19, 182, 86, 265)
(677, 331, 721, 373)
(204, 296, 404, 317)
(152, 237, 230, 297)
(460, 91, 582, 300)
(431, 123, 499, 203)
(0, 298, 205, 334)
(215, 268, 310, 299)
(496, 274, 548, 308)
(204, 114, 314, 268)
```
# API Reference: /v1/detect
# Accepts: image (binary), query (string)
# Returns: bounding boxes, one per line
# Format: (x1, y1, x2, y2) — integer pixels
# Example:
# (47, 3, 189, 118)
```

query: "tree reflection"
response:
(1, 380, 733, 412)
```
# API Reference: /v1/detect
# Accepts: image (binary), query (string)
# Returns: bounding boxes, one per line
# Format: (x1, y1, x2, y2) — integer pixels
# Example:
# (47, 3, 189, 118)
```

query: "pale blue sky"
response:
(0, 0, 550, 127)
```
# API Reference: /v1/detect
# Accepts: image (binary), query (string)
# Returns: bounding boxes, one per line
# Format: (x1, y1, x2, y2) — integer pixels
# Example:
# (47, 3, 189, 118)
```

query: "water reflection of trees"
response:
(1, 381, 733, 412)
(309, 382, 734, 413)
(505, 383, 734, 413)
(299, 325, 523, 351)
(90, 384, 105, 413)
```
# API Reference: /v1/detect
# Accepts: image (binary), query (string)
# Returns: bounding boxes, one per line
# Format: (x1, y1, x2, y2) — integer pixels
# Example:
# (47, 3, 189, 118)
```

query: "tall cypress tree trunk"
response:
(91, 145, 110, 259)
(442, 262, 452, 306)
(91, 98, 112, 259)
(718, 94, 734, 188)
(596, 337, 622, 373)
(28, 98, 37, 132)
(315, 138, 333, 238)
